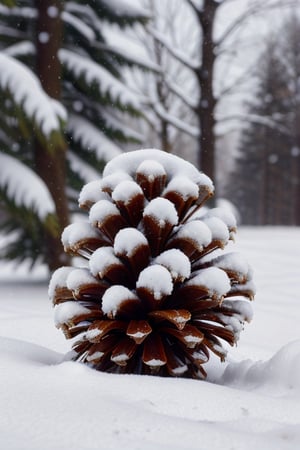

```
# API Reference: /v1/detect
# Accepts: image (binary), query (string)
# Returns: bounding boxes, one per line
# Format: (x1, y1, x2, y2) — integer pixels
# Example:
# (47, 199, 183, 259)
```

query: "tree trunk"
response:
(195, 1, 218, 188)
(34, 0, 69, 272)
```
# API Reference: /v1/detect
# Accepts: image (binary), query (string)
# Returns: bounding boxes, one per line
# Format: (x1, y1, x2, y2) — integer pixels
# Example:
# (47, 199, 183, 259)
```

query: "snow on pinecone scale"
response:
(49, 149, 255, 378)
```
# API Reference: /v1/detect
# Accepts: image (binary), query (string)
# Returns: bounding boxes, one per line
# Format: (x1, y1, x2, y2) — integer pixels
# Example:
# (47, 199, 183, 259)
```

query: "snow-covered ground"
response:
(0, 227, 300, 450)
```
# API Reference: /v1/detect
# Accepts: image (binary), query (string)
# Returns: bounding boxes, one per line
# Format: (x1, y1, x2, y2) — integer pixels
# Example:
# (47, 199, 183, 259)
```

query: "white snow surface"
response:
(1, 227, 300, 449)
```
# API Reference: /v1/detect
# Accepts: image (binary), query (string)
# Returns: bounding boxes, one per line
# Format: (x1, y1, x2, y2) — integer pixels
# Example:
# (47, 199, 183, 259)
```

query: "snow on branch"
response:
(100, 0, 150, 20)
(0, 4, 36, 19)
(164, 76, 198, 111)
(68, 151, 100, 184)
(68, 115, 121, 162)
(216, 0, 299, 48)
(100, 24, 162, 72)
(62, 11, 96, 42)
(0, 52, 67, 137)
(101, 110, 144, 142)
(147, 26, 201, 71)
(59, 49, 141, 111)
(217, 112, 290, 135)
(0, 152, 55, 219)
(151, 101, 200, 138)
(3, 40, 34, 58)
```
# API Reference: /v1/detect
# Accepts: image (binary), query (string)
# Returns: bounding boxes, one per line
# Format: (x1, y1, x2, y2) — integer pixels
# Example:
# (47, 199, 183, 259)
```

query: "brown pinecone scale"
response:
(49, 149, 255, 379)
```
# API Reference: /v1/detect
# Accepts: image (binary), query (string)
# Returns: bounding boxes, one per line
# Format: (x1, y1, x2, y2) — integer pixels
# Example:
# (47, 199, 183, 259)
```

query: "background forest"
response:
(0, 0, 300, 273)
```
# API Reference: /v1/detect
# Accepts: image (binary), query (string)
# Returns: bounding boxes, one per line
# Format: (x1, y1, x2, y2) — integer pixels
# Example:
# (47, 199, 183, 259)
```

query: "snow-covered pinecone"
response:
(49, 149, 255, 378)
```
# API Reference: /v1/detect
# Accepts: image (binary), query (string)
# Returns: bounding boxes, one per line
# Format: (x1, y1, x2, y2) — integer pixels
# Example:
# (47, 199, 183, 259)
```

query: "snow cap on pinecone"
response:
(49, 149, 255, 378)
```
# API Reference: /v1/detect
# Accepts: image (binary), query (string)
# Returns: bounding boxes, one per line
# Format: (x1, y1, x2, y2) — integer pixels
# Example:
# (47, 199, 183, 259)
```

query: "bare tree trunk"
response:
(34, 0, 69, 272)
(194, 1, 218, 190)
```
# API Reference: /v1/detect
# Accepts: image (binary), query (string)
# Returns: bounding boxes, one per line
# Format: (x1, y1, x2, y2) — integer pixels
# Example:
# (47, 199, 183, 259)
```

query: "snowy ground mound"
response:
(1, 227, 300, 449)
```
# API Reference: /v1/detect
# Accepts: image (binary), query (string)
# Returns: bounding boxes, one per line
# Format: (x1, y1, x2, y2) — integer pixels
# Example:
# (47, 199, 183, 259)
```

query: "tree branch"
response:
(185, 0, 201, 15)
(216, 0, 300, 48)
(216, 112, 290, 135)
(148, 100, 200, 137)
(164, 76, 198, 111)
(146, 25, 201, 71)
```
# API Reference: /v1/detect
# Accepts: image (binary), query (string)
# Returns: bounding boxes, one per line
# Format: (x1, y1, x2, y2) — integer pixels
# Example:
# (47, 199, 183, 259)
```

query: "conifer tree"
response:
(227, 22, 300, 225)
(0, 0, 148, 270)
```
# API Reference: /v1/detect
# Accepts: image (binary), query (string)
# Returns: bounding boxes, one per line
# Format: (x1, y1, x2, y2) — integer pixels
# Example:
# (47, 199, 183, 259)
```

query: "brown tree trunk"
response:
(195, 1, 218, 190)
(34, 0, 69, 272)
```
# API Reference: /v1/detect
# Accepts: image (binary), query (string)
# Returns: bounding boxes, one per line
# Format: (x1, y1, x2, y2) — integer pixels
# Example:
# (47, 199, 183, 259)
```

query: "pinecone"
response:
(49, 149, 255, 379)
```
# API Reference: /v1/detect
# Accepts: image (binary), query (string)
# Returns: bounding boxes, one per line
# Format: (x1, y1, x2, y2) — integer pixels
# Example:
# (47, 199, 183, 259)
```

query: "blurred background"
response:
(0, 0, 300, 274)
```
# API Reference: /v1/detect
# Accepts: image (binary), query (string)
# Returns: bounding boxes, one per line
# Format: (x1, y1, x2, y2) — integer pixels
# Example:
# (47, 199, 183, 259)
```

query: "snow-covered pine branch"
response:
(59, 49, 141, 112)
(0, 4, 36, 20)
(98, 0, 150, 23)
(62, 11, 96, 42)
(0, 152, 55, 220)
(0, 52, 66, 140)
(68, 115, 121, 163)
(99, 24, 162, 73)
(3, 40, 34, 58)
(67, 151, 100, 184)
(147, 26, 201, 71)
(100, 109, 144, 143)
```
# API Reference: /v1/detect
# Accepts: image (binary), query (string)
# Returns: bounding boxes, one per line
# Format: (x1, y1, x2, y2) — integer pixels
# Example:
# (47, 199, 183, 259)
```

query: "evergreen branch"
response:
(0, 52, 66, 147)
(0, 0, 16, 6)
(86, 0, 150, 26)
(68, 114, 121, 163)
(0, 184, 58, 267)
(0, 152, 55, 220)
(59, 48, 142, 113)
